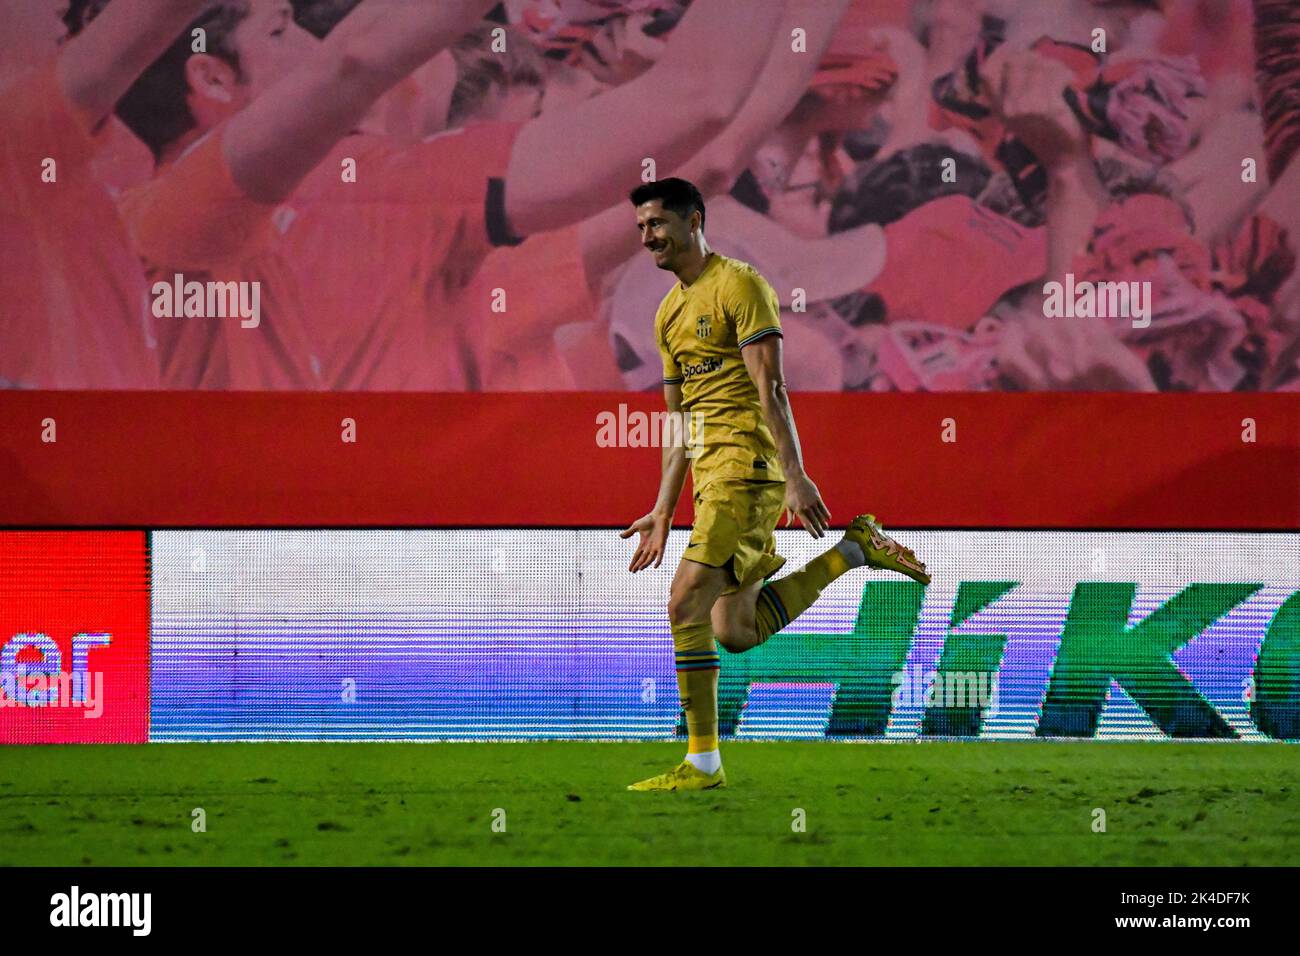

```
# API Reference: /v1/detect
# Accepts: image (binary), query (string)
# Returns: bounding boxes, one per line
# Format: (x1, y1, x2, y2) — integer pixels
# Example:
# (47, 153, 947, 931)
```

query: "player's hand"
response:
(620, 511, 671, 573)
(782, 473, 831, 539)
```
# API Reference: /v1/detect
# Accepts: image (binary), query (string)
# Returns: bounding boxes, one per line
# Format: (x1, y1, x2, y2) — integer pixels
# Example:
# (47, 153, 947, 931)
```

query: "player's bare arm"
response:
(57, 0, 218, 129)
(502, 0, 788, 237)
(224, 0, 498, 202)
(621, 382, 689, 572)
(741, 334, 831, 538)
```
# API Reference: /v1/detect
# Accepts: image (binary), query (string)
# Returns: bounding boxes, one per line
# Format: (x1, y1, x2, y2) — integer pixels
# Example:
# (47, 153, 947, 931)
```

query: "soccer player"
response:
(620, 177, 931, 792)
(0, 0, 216, 388)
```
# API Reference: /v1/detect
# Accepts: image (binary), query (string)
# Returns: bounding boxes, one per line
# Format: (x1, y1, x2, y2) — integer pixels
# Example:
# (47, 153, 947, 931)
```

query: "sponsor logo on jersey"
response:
(681, 357, 723, 380)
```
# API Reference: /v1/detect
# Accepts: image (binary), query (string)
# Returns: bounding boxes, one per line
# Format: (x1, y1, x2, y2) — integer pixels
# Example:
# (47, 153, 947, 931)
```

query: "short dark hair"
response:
(629, 177, 705, 232)
(67, 0, 252, 159)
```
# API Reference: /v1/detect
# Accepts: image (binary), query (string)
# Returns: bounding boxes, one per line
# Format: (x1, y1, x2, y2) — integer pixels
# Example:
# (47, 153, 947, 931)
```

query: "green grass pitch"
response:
(1, 741, 1295, 866)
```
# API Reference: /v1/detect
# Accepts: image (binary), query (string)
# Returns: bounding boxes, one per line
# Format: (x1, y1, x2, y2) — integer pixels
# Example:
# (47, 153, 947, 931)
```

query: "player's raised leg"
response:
(714, 517, 930, 653)
(628, 558, 730, 792)
(712, 536, 854, 652)
(712, 578, 765, 654)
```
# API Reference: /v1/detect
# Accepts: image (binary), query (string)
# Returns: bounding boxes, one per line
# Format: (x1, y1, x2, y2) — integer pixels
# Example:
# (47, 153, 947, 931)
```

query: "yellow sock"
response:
(754, 545, 851, 645)
(672, 620, 720, 754)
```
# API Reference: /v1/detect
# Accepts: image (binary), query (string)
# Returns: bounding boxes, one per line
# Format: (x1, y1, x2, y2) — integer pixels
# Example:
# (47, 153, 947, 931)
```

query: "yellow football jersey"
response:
(655, 252, 785, 487)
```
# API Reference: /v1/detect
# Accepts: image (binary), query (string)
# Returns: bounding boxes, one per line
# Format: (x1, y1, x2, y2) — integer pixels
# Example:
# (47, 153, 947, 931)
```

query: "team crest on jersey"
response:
(695, 314, 712, 339)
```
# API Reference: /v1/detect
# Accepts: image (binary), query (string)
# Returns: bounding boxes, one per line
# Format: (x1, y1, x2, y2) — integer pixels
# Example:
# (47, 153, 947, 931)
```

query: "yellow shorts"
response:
(683, 478, 787, 594)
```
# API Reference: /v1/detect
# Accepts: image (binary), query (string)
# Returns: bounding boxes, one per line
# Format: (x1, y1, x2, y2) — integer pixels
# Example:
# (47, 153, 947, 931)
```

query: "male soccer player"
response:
(620, 177, 930, 792)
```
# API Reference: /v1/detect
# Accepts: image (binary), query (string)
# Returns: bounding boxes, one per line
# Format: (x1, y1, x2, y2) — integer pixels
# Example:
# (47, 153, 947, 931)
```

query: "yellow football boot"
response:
(844, 514, 931, 585)
(627, 760, 726, 792)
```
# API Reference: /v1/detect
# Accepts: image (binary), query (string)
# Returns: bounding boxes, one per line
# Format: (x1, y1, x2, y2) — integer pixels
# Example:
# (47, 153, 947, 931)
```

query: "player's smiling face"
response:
(636, 200, 693, 272)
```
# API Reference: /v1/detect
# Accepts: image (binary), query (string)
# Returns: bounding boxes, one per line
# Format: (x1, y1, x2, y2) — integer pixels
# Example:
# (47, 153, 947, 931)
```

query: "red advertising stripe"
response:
(0, 532, 150, 743)
(0, 392, 1296, 528)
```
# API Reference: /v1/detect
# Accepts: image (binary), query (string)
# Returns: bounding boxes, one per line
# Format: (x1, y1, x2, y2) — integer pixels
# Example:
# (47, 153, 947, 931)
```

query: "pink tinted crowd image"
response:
(2, 0, 1297, 392)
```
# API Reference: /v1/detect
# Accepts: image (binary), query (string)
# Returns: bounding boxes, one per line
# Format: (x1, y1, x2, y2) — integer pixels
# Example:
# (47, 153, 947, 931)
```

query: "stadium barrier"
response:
(2, 529, 1297, 742)
(1, 392, 1297, 527)
(0, 532, 150, 743)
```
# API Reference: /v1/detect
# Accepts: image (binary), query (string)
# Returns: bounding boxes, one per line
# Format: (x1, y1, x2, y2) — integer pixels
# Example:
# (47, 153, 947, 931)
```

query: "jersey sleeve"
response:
(729, 271, 783, 349)
(119, 127, 277, 270)
(656, 307, 682, 384)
